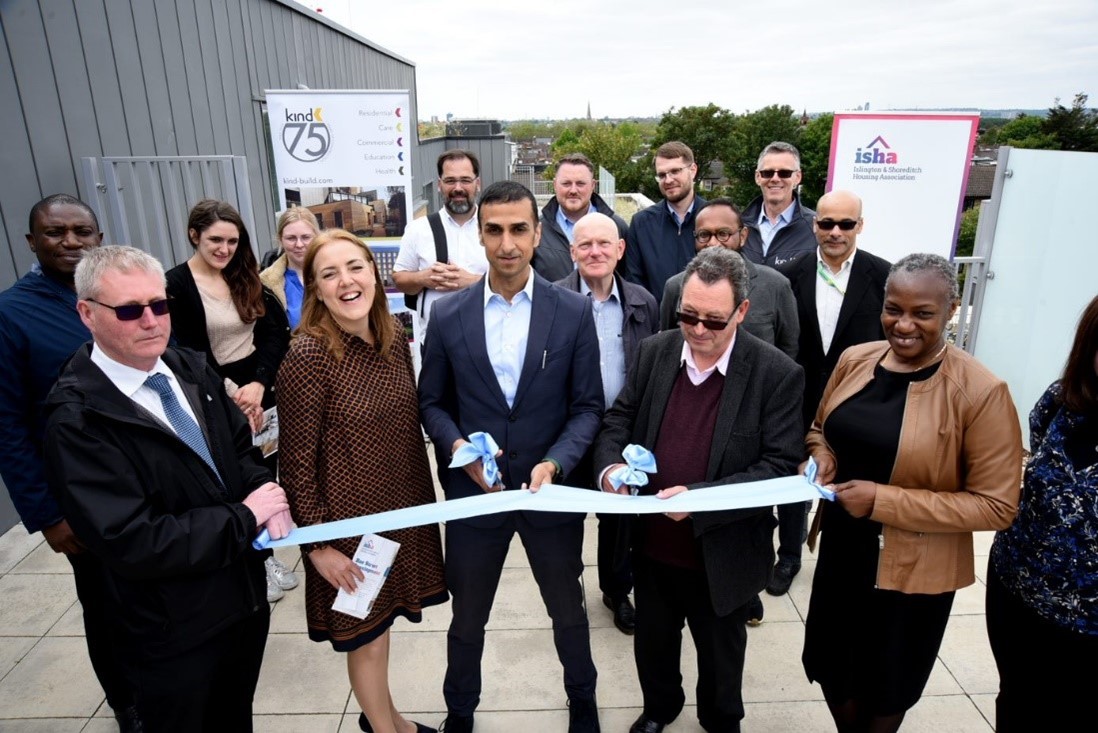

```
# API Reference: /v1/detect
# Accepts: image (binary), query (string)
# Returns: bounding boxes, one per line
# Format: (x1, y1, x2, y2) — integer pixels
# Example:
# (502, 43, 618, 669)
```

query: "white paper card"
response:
(332, 533, 400, 620)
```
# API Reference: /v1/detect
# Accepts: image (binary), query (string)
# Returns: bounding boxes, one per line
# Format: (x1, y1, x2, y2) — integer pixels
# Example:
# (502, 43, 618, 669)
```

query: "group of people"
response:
(0, 138, 1092, 733)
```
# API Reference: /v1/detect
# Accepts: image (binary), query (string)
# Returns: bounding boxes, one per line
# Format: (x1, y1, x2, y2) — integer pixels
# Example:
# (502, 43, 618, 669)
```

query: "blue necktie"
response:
(144, 373, 223, 487)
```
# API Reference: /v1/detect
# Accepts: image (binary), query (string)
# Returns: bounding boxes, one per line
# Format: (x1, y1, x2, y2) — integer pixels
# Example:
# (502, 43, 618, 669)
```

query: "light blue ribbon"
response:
(254, 458, 835, 550)
(608, 444, 658, 493)
(804, 456, 836, 500)
(449, 432, 502, 488)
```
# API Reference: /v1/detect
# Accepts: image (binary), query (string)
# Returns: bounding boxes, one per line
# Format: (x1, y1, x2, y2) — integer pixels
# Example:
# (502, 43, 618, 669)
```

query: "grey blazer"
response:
(660, 257, 799, 358)
(593, 329, 805, 615)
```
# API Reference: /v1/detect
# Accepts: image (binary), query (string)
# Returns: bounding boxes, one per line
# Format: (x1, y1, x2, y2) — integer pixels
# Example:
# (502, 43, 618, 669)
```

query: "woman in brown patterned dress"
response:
(277, 229, 447, 733)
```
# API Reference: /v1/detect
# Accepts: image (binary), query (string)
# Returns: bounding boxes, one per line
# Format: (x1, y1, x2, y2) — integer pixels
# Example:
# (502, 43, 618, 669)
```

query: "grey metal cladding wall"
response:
(0, 0, 419, 283)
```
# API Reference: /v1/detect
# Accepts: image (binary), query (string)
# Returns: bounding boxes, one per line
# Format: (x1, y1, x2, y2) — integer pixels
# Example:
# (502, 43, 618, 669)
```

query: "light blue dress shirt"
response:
(483, 272, 535, 408)
(580, 278, 625, 409)
(757, 199, 796, 256)
(555, 203, 596, 244)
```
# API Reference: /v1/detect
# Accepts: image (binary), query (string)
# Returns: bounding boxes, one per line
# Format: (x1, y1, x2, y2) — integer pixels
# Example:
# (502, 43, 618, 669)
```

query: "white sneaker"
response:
(266, 571, 285, 603)
(265, 556, 299, 590)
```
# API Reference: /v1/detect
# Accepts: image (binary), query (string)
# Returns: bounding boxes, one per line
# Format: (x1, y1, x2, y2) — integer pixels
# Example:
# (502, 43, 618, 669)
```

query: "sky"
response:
(295, 0, 1098, 121)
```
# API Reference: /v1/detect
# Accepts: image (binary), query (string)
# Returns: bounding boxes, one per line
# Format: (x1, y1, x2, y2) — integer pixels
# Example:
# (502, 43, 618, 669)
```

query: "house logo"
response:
(281, 106, 331, 163)
(854, 135, 899, 165)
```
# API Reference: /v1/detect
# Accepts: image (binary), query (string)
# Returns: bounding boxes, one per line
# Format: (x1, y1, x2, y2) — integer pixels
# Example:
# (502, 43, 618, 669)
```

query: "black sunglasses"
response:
(677, 311, 730, 331)
(757, 169, 797, 179)
(816, 219, 859, 231)
(88, 298, 171, 321)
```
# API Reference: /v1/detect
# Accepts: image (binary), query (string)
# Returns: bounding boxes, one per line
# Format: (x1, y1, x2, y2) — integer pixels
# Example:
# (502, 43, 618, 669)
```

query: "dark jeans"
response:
(776, 500, 810, 568)
(443, 514, 596, 716)
(633, 555, 747, 733)
(596, 513, 632, 602)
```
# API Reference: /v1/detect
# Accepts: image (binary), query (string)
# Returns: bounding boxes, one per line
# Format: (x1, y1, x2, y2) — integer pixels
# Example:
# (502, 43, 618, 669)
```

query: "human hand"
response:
(804, 453, 836, 485)
(452, 438, 504, 492)
(832, 480, 877, 518)
(308, 546, 365, 594)
(523, 461, 556, 493)
(445, 264, 483, 291)
(242, 481, 290, 526)
(655, 485, 691, 521)
(233, 382, 266, 431)
(600, 463, 632, 495)
(425, 262, 454, 291)
(264, 509, 294, 540)
(42, 519, 84, 554)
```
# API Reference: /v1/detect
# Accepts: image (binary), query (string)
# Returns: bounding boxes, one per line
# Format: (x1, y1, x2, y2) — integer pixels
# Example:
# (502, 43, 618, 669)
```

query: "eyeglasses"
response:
(87, 298, 170, 321)
(757, 169, 798, 179)
(655, 166, 690, 182)
(440, 176, 477, 186)
(694, 228, 743, 244)
(816, 219, 860, 231)
(677, 311, 731, 331)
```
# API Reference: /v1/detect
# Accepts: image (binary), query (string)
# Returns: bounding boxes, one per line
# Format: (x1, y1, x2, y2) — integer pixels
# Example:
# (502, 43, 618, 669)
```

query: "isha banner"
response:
(265, 89, 415, 343)
(827, 112, 979, 263)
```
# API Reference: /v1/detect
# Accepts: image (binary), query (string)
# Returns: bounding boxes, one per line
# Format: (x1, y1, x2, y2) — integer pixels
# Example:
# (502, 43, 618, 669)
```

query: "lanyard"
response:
(817, 260, 846, 296)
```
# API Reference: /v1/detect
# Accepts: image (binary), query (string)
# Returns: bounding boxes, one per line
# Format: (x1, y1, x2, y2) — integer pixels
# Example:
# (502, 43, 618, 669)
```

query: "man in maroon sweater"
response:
(594, 246, 804, 733)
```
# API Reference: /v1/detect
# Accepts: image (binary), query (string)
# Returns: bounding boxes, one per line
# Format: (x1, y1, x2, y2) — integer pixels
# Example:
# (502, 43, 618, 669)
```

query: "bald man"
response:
(772, 190, 891, 596)
(555, 212, 658, 634)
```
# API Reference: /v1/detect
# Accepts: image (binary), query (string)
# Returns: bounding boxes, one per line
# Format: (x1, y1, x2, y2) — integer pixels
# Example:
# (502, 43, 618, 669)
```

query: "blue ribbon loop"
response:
(608, 444, 657, 492)
(449, 432, 502, 488)
(804, 457, 836, 500)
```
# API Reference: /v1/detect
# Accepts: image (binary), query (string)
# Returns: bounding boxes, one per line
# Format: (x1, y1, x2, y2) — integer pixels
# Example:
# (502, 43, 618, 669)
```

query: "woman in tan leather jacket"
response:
(801, 253, 1023, 733)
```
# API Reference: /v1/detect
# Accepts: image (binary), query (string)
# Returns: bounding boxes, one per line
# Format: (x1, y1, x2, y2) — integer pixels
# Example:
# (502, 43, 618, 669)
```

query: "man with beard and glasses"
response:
(393, 149, 488, 347)
(624, 141, 706, 302)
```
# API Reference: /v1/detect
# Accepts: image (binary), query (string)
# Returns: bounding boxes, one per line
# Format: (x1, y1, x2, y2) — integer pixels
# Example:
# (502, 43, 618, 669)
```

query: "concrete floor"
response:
(0, 511, 1002, 732)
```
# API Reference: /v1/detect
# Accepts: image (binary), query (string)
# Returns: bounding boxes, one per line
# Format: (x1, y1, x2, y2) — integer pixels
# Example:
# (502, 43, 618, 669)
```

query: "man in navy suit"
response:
(419, 181, 604, 733)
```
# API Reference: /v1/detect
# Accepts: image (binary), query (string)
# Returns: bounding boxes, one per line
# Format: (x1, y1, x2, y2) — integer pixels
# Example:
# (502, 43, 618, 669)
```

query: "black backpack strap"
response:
(404, 212, 450, 313)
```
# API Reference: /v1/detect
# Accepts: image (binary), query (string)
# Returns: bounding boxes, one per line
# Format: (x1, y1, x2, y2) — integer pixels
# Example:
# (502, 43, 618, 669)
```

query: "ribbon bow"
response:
(450, 432, 502, 488)
(608, 444, 658, 493)
(803, 457, 835, 501)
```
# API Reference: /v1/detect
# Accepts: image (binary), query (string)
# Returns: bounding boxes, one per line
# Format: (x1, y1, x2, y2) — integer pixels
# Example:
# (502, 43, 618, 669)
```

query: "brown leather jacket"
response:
(807, 341, 1022, 594)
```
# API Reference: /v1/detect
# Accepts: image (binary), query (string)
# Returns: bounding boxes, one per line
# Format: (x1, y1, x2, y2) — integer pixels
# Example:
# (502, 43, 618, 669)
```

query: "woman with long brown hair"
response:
(166, 198, 295, 603)
(277, 229, 446, 733)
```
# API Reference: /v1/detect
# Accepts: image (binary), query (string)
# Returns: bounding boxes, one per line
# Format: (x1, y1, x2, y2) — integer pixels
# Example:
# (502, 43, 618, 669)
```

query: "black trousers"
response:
(68, 552, 134, 712)
(124, 609, 270, 732)
(633, 555, 747, 733)
(775, 500, 810, 568)
(986, 565, 1098, 733)
(443, 514, 596, 716)
(596, 513, 632, 602)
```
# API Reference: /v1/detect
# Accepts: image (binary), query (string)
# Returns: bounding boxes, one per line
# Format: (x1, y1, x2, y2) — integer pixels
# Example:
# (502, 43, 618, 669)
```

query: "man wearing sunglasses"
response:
(740, 141, 817, 269)
(595, 247, 804, 733)
(624, 141, 706, 302)
(770, 190, 891, 597)
(43, 245, 292, 732)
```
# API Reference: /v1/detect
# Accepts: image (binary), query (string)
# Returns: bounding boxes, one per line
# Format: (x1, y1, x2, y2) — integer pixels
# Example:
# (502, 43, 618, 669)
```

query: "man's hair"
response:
(682, 247, 749, 307)
(556, 153, 595, 177)
(697, 198, 744, 228)
(886, 253, 960, 304)
(477, 181, 538, 226)
(75, 245, 164, 301)
(28, 194, 99, 233)
(756, 141, 802, 170)
(1061, 293, 1098, 413)
(655, 141, 695, 165)
(437, 149, 480, 177)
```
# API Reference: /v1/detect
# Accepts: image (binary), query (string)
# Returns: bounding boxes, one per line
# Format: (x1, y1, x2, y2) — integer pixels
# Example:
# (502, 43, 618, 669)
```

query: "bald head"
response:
(571, 212, 624, 291)
(816, 190, 863, 218)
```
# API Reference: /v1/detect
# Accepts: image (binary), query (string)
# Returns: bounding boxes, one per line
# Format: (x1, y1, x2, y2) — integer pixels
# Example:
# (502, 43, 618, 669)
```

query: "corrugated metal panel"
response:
(0, 0, 423, 268)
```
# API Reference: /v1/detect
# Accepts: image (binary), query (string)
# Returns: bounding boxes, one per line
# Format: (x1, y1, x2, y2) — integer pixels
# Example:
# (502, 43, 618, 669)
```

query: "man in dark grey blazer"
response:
(555, 212, 659, 635)
(594, 247, 804, 733)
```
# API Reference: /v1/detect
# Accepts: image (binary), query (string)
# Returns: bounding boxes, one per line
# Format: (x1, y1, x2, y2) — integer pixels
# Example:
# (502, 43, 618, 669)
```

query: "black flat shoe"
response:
(360, 712, 438, 733)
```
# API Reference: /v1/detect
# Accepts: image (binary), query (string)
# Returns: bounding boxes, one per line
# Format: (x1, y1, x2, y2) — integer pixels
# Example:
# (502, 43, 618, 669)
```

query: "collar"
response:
(484, 268, 536, 308)
(579, 275, 620, 303)
(680, 331, 737, 377)
(759, 198, 796, 226)
(90, 345, 172, 399)
(815, 247, 858, 274)
(665, 197, 696, 222)
(555, 201, 595, 233)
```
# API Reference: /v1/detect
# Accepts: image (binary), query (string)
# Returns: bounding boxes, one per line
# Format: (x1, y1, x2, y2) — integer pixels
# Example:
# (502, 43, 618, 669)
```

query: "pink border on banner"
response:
(826, 113, 980, 258)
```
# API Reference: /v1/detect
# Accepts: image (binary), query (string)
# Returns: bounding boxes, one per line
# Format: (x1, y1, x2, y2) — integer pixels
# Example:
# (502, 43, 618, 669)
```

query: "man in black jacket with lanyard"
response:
(44, 245, 291, 733)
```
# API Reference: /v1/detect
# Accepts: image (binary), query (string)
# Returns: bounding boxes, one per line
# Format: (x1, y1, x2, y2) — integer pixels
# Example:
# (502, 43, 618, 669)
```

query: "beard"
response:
(445, 195, 472, 215)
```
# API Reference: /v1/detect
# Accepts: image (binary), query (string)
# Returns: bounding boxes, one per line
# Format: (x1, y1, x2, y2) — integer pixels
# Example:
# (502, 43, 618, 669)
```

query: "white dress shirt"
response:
(90, 346, 200, 433)
(815, 248, 857, 355)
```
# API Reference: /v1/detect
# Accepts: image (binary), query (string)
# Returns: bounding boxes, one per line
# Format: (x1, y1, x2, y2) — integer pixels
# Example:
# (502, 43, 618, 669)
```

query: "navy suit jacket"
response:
(418, 272, 604, 527)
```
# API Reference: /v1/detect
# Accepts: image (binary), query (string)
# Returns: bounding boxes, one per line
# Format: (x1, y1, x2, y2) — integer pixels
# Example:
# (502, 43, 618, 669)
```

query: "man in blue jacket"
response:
(624, 141, 706, 301)
(0, 195, 140, 731)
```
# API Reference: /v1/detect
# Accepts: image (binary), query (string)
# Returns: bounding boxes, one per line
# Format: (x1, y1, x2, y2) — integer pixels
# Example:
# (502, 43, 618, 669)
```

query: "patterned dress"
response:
(277, 324, 447, 651)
